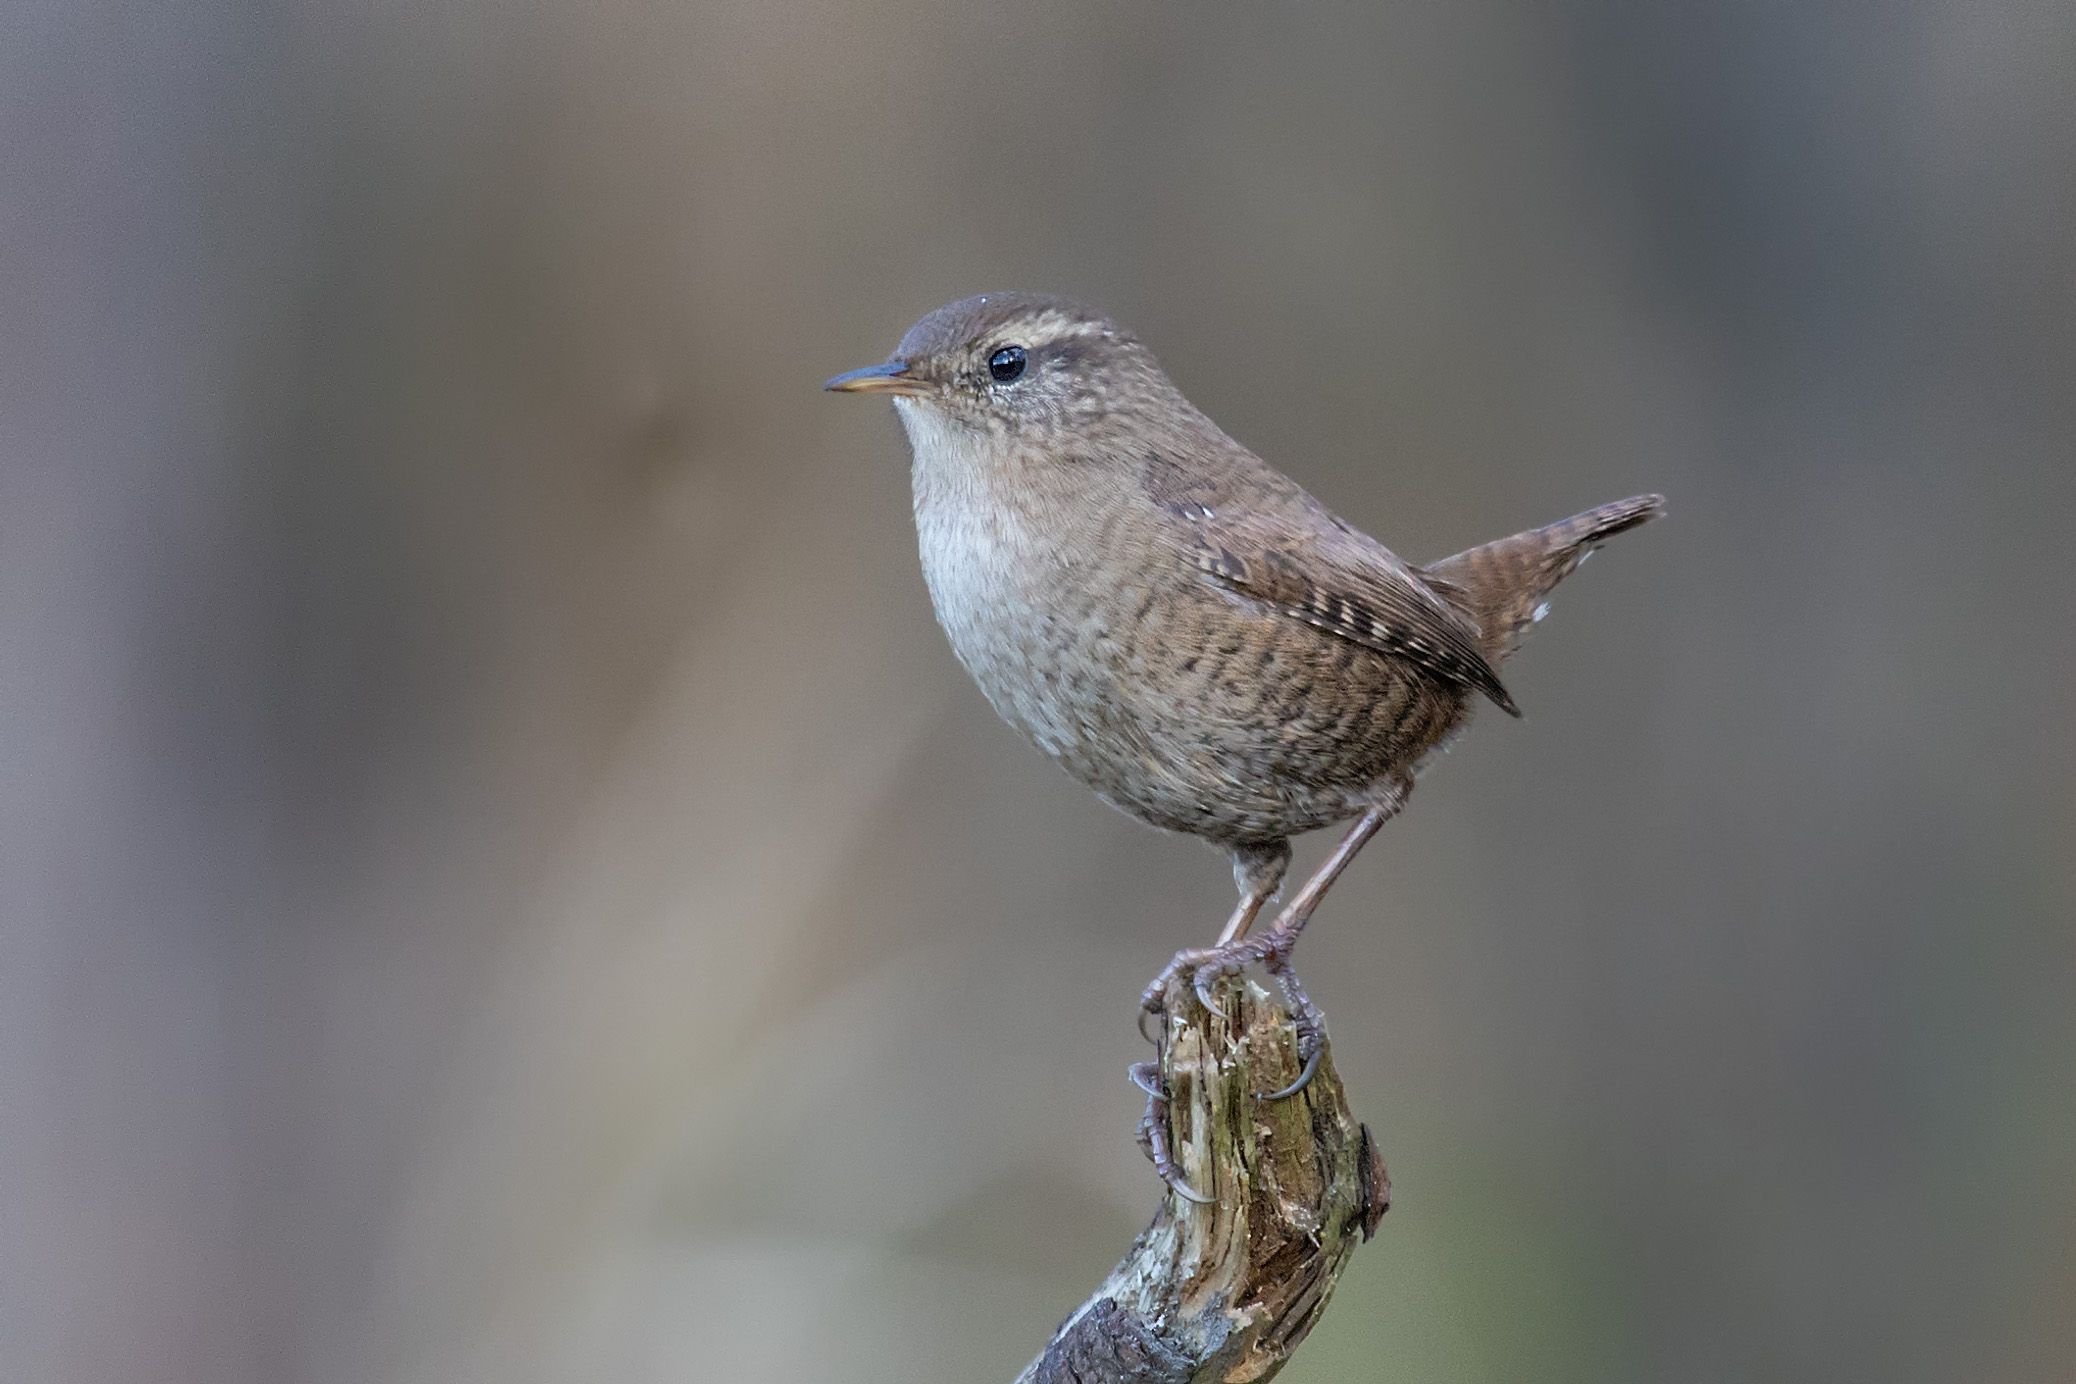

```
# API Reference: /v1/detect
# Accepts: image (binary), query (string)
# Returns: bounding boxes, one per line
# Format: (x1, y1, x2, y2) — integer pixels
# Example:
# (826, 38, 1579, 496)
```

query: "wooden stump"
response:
(1014, 975, 1389, 1384)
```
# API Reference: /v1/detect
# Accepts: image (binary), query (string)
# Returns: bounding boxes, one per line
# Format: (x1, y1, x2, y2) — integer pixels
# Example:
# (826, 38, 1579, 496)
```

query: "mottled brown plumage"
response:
(828, 291, 1662, 1103)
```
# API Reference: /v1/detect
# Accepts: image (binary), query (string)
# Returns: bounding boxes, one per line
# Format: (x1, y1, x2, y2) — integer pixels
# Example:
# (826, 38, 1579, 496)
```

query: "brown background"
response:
(5, 3, 2073, 1381)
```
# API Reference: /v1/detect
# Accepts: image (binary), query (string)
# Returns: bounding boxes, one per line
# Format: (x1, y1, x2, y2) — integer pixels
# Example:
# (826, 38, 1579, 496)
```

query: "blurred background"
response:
(5, 2, 2073, 1381)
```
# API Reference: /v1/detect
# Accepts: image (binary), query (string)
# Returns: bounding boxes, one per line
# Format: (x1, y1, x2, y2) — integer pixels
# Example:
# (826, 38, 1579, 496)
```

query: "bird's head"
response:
(824, 292, 1184, 448)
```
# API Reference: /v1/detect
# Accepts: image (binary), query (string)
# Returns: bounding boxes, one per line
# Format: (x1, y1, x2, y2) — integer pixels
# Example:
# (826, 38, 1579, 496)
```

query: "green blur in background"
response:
(4, 3, 2072, 1382)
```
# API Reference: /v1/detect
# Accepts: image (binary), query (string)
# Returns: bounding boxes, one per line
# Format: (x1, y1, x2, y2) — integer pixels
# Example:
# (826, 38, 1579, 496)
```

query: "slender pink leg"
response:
(1141, 780, 1412, 1101)
(1140, 841, 1288, 1040)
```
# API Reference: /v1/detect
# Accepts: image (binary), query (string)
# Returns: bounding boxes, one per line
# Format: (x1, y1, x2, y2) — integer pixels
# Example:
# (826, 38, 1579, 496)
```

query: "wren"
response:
(828, 292, 1661, 1127)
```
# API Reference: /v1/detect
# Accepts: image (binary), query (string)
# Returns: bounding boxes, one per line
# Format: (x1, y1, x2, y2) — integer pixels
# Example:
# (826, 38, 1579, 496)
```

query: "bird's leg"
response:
(1219, 839, 1292, 945)
(1140, 782, 1411, 1098)
(1139, 841, 1290, 1042)
(1250, 781, 1411, 1096)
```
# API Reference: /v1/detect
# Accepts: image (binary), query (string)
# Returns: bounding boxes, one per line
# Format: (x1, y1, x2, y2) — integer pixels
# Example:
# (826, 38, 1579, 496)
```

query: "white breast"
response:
(897, 400, 1078, 757)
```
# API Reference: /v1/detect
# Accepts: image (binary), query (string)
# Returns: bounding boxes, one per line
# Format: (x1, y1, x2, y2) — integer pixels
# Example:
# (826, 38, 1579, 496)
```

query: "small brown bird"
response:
(828, 291, 1661, 1110)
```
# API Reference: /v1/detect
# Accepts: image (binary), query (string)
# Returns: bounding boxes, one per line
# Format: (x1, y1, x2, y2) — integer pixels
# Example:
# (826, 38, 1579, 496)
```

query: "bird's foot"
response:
(1137, 929, 1302, 1024)
(1129, 1060, 1213, 1204)
(1260, 956, 1326, 1100)
(1138, 945, 1222, 1043)
(1137, 930, 1328, 1100)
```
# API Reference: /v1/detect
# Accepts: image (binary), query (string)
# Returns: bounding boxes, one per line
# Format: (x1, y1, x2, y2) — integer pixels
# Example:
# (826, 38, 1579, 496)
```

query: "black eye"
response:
(988, 344, 1028, 382)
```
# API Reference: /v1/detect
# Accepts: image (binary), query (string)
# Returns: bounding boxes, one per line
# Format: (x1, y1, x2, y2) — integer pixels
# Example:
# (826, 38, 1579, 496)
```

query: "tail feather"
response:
(1423, 494, 1665, 664)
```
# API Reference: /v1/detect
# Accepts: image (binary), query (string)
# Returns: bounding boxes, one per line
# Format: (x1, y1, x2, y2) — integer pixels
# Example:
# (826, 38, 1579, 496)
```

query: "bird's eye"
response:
(988, 345, 1028, 382)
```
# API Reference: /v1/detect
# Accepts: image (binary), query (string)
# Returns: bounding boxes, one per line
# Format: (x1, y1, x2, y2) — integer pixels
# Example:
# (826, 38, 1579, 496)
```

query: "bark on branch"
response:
(1013, 975, 1389, 1384)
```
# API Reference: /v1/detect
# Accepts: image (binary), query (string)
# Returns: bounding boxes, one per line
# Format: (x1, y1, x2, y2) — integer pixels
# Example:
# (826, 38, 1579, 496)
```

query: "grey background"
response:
(5, 2, 2072, 1381)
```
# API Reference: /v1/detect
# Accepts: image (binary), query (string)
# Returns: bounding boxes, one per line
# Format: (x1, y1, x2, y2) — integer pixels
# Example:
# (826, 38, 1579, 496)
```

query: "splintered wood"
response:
(1015, 977, 1387, 1384)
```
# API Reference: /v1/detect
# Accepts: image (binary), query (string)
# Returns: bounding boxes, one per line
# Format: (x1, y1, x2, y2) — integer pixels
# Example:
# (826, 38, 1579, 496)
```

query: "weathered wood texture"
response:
(1014, 976, 1389, 1384)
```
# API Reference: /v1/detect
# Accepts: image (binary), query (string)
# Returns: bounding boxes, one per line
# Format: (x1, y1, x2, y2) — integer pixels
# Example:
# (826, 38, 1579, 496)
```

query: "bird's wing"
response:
(1142, 454, 1519, 715)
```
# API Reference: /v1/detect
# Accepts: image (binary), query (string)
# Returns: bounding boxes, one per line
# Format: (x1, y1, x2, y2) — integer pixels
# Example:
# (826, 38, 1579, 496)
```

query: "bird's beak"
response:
(823, 359, 930, 397)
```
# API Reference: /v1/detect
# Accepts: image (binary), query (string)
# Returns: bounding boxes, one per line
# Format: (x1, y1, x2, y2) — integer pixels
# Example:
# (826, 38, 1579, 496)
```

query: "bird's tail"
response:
(1422, 494, 1665, 663)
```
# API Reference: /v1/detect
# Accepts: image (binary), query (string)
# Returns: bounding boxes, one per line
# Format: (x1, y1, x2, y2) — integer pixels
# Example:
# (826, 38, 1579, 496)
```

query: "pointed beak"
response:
(823, 359, 930, 397)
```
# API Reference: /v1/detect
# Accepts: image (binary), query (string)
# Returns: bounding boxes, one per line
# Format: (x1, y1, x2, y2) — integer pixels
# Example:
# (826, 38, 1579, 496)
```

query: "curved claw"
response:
(1137, 1004, 1164, 1046)
(1135, 1062, 1216, 1207)
(1136, 1114, 1214, 1205)
(1260, 1037, 1323, 1101)
(1138, 976, 1167, 1011)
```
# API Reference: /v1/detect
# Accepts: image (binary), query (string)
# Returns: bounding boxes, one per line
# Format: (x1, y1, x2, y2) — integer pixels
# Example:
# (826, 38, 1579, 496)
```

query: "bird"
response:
(827, 292, 1661, 1180)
